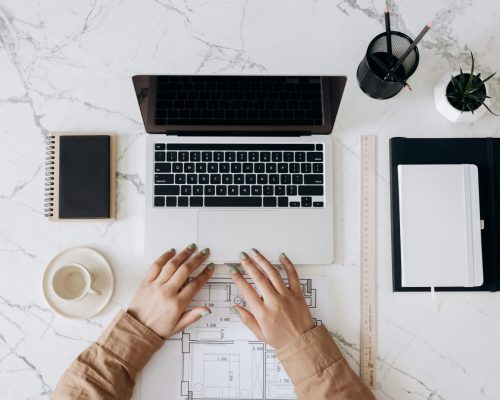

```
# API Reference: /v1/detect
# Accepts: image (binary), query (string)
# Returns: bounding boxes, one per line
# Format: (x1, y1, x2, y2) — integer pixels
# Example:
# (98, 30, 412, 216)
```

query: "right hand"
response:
(230, 249, 315, 349)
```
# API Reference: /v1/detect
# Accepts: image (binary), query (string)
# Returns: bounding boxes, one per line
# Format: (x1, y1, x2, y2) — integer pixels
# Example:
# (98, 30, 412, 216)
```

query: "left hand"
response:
(127, 244, 215, 339)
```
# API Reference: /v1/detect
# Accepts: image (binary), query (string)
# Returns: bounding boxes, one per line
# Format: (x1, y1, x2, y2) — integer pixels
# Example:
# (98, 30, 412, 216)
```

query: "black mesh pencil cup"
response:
(357, 32, 419, 99)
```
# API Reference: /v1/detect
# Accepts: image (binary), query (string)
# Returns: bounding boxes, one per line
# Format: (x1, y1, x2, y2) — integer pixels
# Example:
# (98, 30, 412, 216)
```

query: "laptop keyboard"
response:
(154, 76, 323, 126)
(153, 143, 325, 208)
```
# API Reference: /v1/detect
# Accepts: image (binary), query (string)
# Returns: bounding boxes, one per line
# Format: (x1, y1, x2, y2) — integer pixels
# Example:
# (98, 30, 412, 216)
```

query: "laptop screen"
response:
(132, 75, 346, 135)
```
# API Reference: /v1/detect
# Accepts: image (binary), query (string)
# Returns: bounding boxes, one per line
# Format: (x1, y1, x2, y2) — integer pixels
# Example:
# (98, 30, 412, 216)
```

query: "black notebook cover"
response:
(59, 135, 110, 219)
(390, 137, 500, 292)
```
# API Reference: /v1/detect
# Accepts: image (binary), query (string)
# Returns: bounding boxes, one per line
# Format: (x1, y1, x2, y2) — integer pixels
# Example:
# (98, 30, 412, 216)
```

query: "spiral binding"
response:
(44, 135, 56, 217)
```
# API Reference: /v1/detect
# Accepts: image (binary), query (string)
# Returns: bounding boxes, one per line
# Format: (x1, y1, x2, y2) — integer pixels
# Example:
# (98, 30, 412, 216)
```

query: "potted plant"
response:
(434, 52, 497, 123)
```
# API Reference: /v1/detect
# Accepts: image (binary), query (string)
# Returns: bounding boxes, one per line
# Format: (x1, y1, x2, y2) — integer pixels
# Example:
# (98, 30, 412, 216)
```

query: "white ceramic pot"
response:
(434, 71, 489, 123)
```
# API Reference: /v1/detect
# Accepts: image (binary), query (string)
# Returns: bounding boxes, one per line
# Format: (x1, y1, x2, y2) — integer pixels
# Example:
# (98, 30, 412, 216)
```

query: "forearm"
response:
(52, 310, 163, 400)
(277, 325, 375, 400)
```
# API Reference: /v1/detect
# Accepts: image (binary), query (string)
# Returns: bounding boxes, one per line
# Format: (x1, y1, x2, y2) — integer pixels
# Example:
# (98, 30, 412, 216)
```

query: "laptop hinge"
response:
(165, 131, 312, 137)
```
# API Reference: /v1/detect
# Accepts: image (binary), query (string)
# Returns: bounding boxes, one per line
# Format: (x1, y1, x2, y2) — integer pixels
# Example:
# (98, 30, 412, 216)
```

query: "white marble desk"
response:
(1, 1, 500, 399)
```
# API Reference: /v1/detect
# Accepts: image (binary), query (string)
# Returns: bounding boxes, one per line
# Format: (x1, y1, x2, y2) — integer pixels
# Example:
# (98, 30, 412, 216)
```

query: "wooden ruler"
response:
(360, 135, 377, 389)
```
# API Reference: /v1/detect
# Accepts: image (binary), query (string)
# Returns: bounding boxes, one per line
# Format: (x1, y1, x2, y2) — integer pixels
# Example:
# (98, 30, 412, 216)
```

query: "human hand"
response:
(230, 249, 315, 349)
(127, 244, 215, 339)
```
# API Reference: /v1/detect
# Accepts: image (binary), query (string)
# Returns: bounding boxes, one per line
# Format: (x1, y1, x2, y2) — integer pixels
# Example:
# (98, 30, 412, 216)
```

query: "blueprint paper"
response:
(141, 275, 331, 400)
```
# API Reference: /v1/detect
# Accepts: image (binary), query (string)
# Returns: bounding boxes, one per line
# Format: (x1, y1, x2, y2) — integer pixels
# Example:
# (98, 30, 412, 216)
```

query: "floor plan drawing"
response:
(141, 275, 330, 400)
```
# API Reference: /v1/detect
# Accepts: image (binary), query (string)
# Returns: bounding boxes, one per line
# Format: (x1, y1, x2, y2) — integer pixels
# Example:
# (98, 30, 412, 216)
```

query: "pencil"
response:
(369, 54, 412, 90)
(384, 21, 432, 80)
(384, 3, 393, 67)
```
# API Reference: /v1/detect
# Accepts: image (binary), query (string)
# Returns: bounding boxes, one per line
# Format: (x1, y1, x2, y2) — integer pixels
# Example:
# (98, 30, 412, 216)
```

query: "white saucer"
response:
(42, 246, 115, 319)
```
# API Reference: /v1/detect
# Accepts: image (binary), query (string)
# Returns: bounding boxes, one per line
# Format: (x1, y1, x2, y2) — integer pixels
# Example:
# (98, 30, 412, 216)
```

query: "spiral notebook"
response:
(45, 132, 116, 221)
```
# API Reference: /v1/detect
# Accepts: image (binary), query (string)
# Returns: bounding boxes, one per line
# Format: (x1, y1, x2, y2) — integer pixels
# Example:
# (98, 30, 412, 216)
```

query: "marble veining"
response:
(1, 0, 500, 399)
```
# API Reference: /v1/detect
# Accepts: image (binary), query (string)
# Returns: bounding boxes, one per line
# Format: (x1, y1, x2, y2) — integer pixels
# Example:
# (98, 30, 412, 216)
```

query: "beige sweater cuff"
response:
(97, 310, 164, 374)
(276, 324, 344, 385)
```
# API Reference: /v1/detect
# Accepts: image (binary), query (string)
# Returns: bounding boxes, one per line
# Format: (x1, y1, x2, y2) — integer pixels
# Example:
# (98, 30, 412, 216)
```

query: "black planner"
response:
(390, 137, 500, 292)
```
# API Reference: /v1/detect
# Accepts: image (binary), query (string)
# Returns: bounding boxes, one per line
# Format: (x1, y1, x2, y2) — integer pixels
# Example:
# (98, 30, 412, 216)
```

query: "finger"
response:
(250, 248, 287, 294)
(279, 252, 302, 293)
(172, 307, 211, 335)
(239, 251, 276, 299)
(179, 263, 215, 301)
(169, 247, 211, 288)
(147, 248, 176, 282)
(156, 243, 197, 284)
(229, 265, 263, 311)
(232, 305, 265, 341)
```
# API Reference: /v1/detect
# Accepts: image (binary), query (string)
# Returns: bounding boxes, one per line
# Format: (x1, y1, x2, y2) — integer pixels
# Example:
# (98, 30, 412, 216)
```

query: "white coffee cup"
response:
(52, 262, 101, 301)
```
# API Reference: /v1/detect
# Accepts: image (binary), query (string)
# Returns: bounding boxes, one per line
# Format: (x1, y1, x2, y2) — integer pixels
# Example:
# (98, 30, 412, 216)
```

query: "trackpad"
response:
(197, 210, 279, 263)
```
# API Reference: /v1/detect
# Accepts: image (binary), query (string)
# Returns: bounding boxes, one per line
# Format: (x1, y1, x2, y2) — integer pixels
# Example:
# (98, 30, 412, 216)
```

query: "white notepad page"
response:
(398, 164, 483, 287)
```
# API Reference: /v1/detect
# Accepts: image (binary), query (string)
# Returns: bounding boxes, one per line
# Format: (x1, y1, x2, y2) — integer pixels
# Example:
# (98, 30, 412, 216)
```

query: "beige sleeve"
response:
(52, 310, 163, 400)
(276, 325, 376, 400)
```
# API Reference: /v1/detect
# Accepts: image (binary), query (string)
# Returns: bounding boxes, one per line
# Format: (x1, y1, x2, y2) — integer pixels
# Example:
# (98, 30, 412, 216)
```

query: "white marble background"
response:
(1, 0, 500, 399)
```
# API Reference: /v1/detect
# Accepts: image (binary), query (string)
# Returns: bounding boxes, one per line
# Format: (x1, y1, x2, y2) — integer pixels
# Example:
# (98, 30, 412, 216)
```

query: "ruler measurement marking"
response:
(360, 135, 377, 389)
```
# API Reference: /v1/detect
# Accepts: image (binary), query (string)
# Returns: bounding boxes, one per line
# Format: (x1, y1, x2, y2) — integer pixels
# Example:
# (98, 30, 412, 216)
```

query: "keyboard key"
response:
(228, 185, 238, 195)
(245, 174, 256, 184)
(154, 196, 165, 207)
(178, 197, 189, 207)
(214, 152, 224, 161)
(280, 174, 291, 184)
(252, 185, 262, 195)
(290, 201, 300, 207)
(316, 144, 323, 151)
(216, 185, 227, 195)
(234, 174, 244, 184)
(196, 163, 207, 173)
(210, 174, 221, 184)
(313, 163, 323, 173)
(202, 152, 212, 161)
(263, 185, 273, 195)
(301, 163, 311, 173)
(243, 163, 253, 173)
(184, 163, 195, 173)
(307, 152, 323, 162)
(260, 152, 271, 162)
(167, 152, 177, 161)
(190, 152, 201, 161)
(181, 185, 191, 195)
(249, 152, 259, 162)
(231, 163, 242, 173)
(155, 143, 166, 150)
(299, 186, 324, 196)
(204, 185, 215, 195)
(272, 152, 282, 162)
(290, 163, 300, 173)
(190, 197, 203, 207)
(264, 197, 277, 207)
(295, 152, 306, 162)
(278, 163, 288, 173)
(254, 163, 265, 173)
(205, 197, 262, 207)
(166, 196, 177, 207)
(240, 185, 250, 195)
(269, 174, 279, 184)
(237, 152, 247, 162)
(179, 151, 189, 161)
(257, 174, 268, 184)
(155, 185, 180, 195)
(275, 185, 285, 195)
(219, 163, 230, 173)
(155, 174, 174, 184)
(199, 174, 209, 184)
(208, 163, 218, 173)
(304, 174, 323, 184)
(155, 163, 171, 173)
(175, 174, 186, 184)
(225, 152, 236, 162)
(284, 152, 294, 162)
(278, 197, 289, 207)
(292, 174, 303, 184)
(313, 201, 324, 207)
(193, 185, 203, 195)
(155, 151, 165, 162)
(266, 163, 277, 173)
(301, 196, 312, 207)
(173, 163, 182, 173)
(287, 185, 298, 196)
(222, 174, 233, 184)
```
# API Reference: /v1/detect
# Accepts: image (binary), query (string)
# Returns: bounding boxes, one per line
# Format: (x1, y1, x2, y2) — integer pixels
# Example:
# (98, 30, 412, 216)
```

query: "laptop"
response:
(133, 75, 346, 264)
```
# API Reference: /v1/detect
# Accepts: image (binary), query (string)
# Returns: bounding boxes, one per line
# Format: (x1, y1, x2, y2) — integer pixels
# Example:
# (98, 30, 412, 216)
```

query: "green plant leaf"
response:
(481, 72, 496, 84)
(466, 102, 475, 114)
(482, 102, 500, 116)
(465, 52, 475, 92)
(450, 75, 463, 94)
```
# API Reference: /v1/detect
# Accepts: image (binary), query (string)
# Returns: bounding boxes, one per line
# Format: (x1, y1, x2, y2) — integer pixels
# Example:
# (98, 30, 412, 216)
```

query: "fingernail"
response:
(239, 251, 248, 260)
(250, 248, 258, 256)
(206, 263, 215, 270)
(168, 248, 176, 253)
(231, 306, 240, 315)
(187, 243, 196, 250)
(280, 252, 288, 259)
(201, 247, 210, 254)
(230, 266, 239, 274)
(200, 310, 211, 317)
